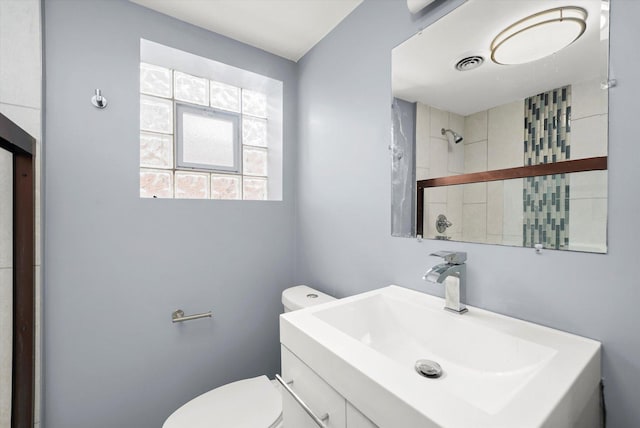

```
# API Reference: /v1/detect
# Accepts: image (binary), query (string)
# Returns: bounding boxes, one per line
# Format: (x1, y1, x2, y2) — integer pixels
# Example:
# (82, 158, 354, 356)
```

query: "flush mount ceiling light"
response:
(490, 7, 588, 65)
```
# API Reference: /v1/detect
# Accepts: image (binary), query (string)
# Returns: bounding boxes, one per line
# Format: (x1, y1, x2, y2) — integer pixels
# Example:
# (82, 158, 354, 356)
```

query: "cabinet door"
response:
(281, 346, 346, 428)
(282, 390, 330, 428)
(347, 402, 379, 428)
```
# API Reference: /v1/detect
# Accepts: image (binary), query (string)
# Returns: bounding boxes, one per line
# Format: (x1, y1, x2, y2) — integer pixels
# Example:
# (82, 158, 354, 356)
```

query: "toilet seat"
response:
(163, 375, 282, 428)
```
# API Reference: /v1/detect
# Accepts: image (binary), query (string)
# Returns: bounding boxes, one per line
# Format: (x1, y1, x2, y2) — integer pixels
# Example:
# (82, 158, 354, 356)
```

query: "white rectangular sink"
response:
(280, 285, 601, 427)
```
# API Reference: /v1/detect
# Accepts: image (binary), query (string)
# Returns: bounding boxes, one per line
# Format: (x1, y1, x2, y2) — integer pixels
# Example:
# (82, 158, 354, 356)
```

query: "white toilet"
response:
(163, 285, 335, 428)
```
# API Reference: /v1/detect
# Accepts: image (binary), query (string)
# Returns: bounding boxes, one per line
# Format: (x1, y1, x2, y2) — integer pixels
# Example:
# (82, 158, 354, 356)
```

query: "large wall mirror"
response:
(391, 0, 609, 253)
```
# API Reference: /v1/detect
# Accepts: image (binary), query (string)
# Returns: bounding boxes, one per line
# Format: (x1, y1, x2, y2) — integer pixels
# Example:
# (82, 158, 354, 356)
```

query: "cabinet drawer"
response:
(347, 402, 378, 428)
(281, 345, 346, 428)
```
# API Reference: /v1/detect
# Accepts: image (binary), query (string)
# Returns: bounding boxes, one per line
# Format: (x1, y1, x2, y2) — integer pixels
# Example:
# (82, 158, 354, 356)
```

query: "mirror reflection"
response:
(422, 171, 607, 252)
(391, 0, 609, 253)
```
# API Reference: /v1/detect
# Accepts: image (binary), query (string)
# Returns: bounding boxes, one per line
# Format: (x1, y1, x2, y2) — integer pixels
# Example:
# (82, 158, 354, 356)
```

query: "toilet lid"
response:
(163, 375, 282, 428)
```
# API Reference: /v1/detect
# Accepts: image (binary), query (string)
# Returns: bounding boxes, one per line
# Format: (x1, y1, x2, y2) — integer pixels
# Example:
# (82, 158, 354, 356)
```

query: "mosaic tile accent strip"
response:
(523, 86, 571, 249)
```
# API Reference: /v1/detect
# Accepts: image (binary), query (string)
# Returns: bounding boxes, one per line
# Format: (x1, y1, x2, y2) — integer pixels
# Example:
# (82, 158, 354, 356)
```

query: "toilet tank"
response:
(282, 285, 335, 312)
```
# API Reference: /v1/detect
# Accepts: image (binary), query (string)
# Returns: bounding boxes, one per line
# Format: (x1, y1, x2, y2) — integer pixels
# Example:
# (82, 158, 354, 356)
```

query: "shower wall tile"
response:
(463, 182, 487, 204)
(425, 202, 446, 239)
(523, 86, 571, 249)
(462, 203, 487, 243)
(463, 140, 487, 173)
(456, 79, 606, 249)
(570, 170, 608, 199)
(487, 181, 504, 236)
(416, 167, 430, 181)
(487, 140, 523, 171)
(446, 185, 463, 237)
(502, 234, 523, 247)
(416, 102, 466, 239)
(429, 137, 449, 177)
(568, 198, 608, 252)
(488, 101, 523, 146)
(571, 114, 608, 159)
(416, 103, 430, 139)
(524, 174, 571, 249)
(572, 78, 608, 120)
(0, 0, 42, 109)
(448, 137, 465, 173)
(464, 110, 487, 144)
(415, 143, 430, 172)
(503, 178, 524, 237)
(488, 100, 523, 170)
(486, 234, 503, 245)
(429, 106, 449, 138)
(449, 112, 464, 141)
(446, 110, 465, 174)
(428, 186, 447, 204)
(415, 144, 430, 171)
(524, 86, 571, 167)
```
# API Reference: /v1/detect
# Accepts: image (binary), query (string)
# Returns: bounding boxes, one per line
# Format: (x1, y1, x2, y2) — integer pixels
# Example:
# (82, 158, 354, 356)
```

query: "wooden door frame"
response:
(0, 112, 35, 428)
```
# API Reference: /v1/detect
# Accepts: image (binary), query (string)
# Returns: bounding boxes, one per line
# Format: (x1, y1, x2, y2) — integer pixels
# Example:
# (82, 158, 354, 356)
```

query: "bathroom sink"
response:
(313, 292, 557, 415)
(280, 285, 601, 427)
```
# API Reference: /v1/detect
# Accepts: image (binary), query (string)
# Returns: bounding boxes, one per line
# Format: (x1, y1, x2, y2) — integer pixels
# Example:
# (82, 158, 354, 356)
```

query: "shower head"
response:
(441, 128, 463, 144)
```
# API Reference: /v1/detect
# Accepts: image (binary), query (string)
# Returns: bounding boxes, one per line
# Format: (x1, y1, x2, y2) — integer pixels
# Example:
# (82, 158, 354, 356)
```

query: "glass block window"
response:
(139, 63, 270, 200)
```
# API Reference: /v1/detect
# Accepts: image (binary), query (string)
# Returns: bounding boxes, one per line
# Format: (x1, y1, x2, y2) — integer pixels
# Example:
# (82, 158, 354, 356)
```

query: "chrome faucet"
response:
(423, 251, 468, 314)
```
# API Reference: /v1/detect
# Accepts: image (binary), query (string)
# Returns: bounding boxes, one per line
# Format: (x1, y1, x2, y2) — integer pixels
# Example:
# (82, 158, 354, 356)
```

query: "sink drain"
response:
(415, 359, 443, 378)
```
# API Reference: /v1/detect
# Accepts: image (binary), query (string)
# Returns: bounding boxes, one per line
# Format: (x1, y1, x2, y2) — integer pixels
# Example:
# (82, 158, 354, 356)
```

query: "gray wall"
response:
(296, 0, 640, 427)
(43, 1, 297, 427)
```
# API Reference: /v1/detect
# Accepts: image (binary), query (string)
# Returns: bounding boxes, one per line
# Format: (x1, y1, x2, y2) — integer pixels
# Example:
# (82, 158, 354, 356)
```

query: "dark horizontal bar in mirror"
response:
(417, 156, 607, 189)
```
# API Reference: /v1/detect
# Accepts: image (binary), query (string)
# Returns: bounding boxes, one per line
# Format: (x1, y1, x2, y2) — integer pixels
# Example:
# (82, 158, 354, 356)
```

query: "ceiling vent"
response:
(455, 56, 484, 71)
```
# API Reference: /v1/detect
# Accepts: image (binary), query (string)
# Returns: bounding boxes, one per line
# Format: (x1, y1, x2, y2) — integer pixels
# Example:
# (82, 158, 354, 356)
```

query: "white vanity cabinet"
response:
(280, 285, 602, 428)
(346, 403, 378, 428)
(281, 346, 377, 428)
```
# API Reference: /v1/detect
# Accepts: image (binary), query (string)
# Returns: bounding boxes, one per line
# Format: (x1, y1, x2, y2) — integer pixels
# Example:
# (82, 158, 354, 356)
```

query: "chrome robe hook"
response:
(91, 89, 108, 109)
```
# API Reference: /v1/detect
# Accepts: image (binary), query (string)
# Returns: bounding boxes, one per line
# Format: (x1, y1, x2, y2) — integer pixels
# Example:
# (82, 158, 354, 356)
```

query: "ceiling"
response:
(129, 0, 363, 62)
(393, 0, 609, 116)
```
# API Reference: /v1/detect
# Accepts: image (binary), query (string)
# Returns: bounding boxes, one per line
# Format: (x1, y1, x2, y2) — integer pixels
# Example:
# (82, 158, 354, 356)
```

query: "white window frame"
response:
(175, 102, 242, 173)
